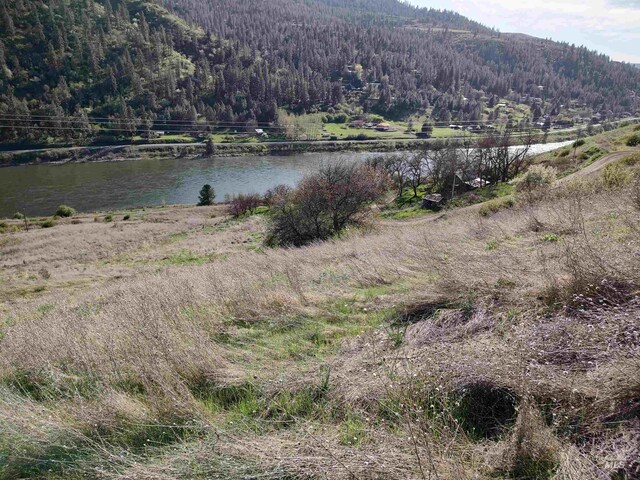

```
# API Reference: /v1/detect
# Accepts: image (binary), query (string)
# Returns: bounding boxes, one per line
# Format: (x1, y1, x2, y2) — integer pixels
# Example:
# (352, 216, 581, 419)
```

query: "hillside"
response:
(0, 125, 639, 478)
(1, 0, 639, 145)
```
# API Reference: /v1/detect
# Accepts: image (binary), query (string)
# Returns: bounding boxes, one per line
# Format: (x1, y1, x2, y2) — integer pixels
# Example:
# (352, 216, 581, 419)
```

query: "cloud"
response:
(418, 0, 640, 61)
(446, 0, 640, 38)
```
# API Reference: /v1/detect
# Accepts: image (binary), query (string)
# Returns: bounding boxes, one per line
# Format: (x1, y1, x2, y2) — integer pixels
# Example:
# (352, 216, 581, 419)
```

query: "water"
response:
(0, 153, 367, 217)
(0, 141, 571, 217)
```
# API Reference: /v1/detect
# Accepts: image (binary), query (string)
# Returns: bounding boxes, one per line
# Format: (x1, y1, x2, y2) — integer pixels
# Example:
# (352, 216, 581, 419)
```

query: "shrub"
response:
(558, 149, 570, 157)
(626, 133, 640, 147)
(263, 185, 292, 207)
(601, 164, 631, 189)
(572, 139, 585, 148)
(104, 214, 113, 223)
(267, 162, 388, 246)
(41, 219, 56, 228)
(580, 146, 604, 161)
(513, 165, 557, 203)
(123, 214, 131, 221)
(345, 133, 371, 141)
(323, 113, 348, 124)
(13, 212, 24, 220)
(485, 239, 499, 250)
(197, 184, 215, 206)
(479, 196, 515, 217)
(228, 193, 261, 217)
(55, 205, 76, 218)
(621, 153, 640, 167)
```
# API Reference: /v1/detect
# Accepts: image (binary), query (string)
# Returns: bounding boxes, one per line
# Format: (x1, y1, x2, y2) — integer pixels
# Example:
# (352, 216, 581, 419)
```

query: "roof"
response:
(423, 194, 444, 203)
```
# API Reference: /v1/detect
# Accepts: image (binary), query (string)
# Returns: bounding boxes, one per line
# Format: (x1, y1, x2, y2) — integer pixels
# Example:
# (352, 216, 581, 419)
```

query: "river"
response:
(0, 141, 571, 217)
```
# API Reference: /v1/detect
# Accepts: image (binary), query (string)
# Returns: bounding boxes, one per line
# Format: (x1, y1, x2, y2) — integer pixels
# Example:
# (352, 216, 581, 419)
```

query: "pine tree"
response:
(198, 184, 215, 206)
(205, 139, 215, 155)
(1, 3, 15, 36)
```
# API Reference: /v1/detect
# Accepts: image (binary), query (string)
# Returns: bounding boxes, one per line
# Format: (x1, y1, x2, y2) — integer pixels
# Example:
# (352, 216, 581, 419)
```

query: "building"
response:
(422, 194, 445, 211)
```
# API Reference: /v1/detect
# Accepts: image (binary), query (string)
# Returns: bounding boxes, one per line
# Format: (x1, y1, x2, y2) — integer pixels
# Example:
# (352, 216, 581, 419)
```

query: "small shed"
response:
(421, 194, 445, 211)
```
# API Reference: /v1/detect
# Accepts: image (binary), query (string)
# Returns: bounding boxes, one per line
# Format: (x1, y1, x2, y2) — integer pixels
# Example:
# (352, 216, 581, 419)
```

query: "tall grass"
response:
(1, 166, 639, 478)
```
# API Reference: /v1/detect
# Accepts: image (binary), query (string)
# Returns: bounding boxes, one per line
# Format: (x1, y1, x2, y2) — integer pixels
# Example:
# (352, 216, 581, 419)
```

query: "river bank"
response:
(0, 138, 578, 217)
(0, 128, 586, 168)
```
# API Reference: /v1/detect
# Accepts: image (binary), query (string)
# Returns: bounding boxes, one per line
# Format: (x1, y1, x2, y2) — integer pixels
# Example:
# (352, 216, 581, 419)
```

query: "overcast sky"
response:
(411, 0, 640, 63)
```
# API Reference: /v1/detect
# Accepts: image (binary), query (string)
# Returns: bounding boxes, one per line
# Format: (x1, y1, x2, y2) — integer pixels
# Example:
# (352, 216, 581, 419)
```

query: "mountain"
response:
(1, 0, 639, 144)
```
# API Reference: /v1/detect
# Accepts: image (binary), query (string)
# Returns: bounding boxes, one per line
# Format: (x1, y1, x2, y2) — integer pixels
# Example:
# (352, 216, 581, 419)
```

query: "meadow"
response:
(0, 126, 639, 479)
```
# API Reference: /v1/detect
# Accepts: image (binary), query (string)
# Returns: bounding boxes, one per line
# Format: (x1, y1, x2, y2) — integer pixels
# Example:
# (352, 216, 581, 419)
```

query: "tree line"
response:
(1, 0, 638, 144)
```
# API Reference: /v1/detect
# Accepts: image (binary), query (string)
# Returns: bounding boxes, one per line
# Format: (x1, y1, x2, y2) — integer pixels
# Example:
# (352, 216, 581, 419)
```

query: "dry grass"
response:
(0, 158, 639, 478)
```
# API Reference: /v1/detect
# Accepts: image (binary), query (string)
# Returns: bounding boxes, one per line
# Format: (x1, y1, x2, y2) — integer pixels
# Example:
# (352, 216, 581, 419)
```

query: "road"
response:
(2, 117, 637, 158)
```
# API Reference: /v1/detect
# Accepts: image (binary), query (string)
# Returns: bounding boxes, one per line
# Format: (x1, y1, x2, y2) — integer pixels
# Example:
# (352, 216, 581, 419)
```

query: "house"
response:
(349, 119, 365, 128)
(142, 130, 163, 139)
(467, 178, 491, 189)
(421, 194, 445, 211)
(375, 122, 391, 131)
(255, 128, 268, 138)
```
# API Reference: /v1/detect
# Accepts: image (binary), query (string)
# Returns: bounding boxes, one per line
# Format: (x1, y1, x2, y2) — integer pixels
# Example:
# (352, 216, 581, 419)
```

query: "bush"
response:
(197, 184, 216, 206)
(123, 214, 131, 221)
(479, 197, 515, 217)
(580, 146, 605, 162)
(323, 113, 348, 124)
(55, 205, 76, 218)
(513, 165, 557, 203)
(621, 153, 640, 167)
(572, 139, 586, 148)
(41, 219, 56, 228)
(267, 163, 388, 246)
(104, 214, 113, 223)
(228, 193, 262, 217)
(626, 133, 640, 147)
(13, 212, 25, 220)
(345, 133, 372, 141)
(263, 185, 293, 207)
(600, 164, 631, 189)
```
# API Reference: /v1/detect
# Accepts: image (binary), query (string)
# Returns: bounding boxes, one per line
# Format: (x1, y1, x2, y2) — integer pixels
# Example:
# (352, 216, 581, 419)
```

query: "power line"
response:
(0, 113, 536, 126)
(0, 118, 296, 130)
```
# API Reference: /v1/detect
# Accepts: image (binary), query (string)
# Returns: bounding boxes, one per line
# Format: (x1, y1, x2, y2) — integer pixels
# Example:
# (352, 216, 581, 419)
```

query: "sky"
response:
(411, 0, 640, 64)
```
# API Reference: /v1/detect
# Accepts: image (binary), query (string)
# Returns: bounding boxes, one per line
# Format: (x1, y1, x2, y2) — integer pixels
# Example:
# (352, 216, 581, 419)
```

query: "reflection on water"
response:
(0, 153, 365, 216)
(0, 141, 571, 217)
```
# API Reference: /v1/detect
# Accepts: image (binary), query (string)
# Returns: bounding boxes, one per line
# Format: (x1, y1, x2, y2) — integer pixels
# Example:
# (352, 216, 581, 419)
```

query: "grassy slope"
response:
(0, 127, 639, 479)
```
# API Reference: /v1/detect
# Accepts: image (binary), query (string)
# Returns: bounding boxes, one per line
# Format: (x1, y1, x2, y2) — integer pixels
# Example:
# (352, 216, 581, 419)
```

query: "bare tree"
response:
(406, 154, 427, 198)
(479, 128, 538, 183)
(268, 162, 388, 246)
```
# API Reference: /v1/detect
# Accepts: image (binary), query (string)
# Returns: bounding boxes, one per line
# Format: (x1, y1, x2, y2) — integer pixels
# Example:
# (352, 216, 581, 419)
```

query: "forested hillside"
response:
(1, 0, 639, 144)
